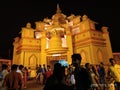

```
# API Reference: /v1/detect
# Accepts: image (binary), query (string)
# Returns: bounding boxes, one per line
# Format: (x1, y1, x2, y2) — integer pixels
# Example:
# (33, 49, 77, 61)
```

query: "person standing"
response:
(71, 53, 92, 90)
(107, 58, 120, 90)
(28, 67, 31, 80)
(45, 65, 52, 81)
(43, 63, 73, 90)
(17, 65, 24, 88)
(98, 62, 106, 90)
(23, 67, 28, 88)
(1, 64, 9, 90)
(2, 64, 22, 90)
(42, 64, 47, 84)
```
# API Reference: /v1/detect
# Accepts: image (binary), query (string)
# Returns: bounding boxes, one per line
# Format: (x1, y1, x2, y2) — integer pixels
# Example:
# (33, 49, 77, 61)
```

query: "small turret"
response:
(26, 22, 31, 29)
(21, 22, 34, 38)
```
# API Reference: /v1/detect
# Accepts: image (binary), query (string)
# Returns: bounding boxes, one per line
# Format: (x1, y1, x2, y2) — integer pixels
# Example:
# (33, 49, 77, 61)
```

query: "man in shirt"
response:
(72, 53, 92, 90)
(2, 64, 22, 90)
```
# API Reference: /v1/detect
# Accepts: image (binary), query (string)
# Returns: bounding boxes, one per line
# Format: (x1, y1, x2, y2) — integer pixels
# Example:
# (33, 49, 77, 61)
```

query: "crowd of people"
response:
(0, 53, 120, 90)
(35, 64, 52, 85)
(43, 54, 120, 90)
(0, 64, 30, 90)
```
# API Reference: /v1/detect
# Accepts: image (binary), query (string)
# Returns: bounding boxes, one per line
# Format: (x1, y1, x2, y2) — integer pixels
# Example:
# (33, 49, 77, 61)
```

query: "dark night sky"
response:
(0, 0, 119, 59)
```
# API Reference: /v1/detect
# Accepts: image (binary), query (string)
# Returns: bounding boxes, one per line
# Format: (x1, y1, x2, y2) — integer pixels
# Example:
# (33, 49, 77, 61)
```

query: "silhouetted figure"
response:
(72, 53, 92, 90)
(43, 63, 73, 90)
(98, 62, 106, 90)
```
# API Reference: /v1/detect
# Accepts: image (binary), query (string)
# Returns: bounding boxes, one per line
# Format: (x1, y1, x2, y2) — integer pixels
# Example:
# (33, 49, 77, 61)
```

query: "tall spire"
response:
(56, 4, 61, 13)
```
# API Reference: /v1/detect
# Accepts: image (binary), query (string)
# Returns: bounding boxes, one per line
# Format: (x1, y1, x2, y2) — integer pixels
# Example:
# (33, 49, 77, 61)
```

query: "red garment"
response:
(23, 70, 28, 88)
(45, 70, 52, 79)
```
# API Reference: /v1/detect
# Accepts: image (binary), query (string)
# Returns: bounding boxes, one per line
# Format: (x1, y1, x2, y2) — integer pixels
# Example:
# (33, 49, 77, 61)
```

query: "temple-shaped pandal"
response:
(12, 4, 113, 77)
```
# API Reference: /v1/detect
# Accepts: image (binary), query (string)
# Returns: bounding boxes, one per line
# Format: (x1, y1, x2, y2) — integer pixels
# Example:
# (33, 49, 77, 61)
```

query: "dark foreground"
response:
(22, 79, 44, 90)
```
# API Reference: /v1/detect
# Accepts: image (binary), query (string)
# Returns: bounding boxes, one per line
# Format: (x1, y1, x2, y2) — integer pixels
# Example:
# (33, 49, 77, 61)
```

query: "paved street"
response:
(22, 79, 44, 90)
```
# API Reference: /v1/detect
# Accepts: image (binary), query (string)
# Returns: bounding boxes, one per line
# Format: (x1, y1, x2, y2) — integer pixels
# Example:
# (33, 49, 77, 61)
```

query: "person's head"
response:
(19, 65, 24, 70)
(109, 58, 116, 65)
(100, 62, 104, 67)
(53, 63, 65, 73)
(53, 63, 65, 80)
(2, 64, 8, 70)
(71, 53, 82, 67)
(43, 64, 46, 67)
(85, 63, 90, 69)
(11, 64, 18, 71)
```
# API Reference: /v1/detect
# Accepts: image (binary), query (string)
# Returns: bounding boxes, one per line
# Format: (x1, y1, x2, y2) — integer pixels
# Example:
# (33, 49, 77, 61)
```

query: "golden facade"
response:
(12, 5, 113, 77)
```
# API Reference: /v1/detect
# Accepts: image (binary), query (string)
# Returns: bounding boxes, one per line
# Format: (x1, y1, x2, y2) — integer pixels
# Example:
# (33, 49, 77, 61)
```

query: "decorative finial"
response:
(26, 22, 31, 28)
(56, 4, 61, 13)
(82, 15, 88, 21)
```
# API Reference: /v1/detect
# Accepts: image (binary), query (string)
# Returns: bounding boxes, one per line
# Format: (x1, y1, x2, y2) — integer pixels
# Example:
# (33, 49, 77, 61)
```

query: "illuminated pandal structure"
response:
(12, 4, 113, 77)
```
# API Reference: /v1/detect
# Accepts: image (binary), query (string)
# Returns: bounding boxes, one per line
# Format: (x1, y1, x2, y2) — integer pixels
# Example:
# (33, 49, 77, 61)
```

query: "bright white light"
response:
(59, 60, 68, 67)
(46, 38, 49, 48)
(62, 37, 67, 47)
(52, 54, 61, 56)
(35, 31, 42, 39)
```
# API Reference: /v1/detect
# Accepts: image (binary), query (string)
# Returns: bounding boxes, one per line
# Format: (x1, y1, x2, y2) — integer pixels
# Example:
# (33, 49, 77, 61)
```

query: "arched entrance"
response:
(28, 54, 37, 77)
